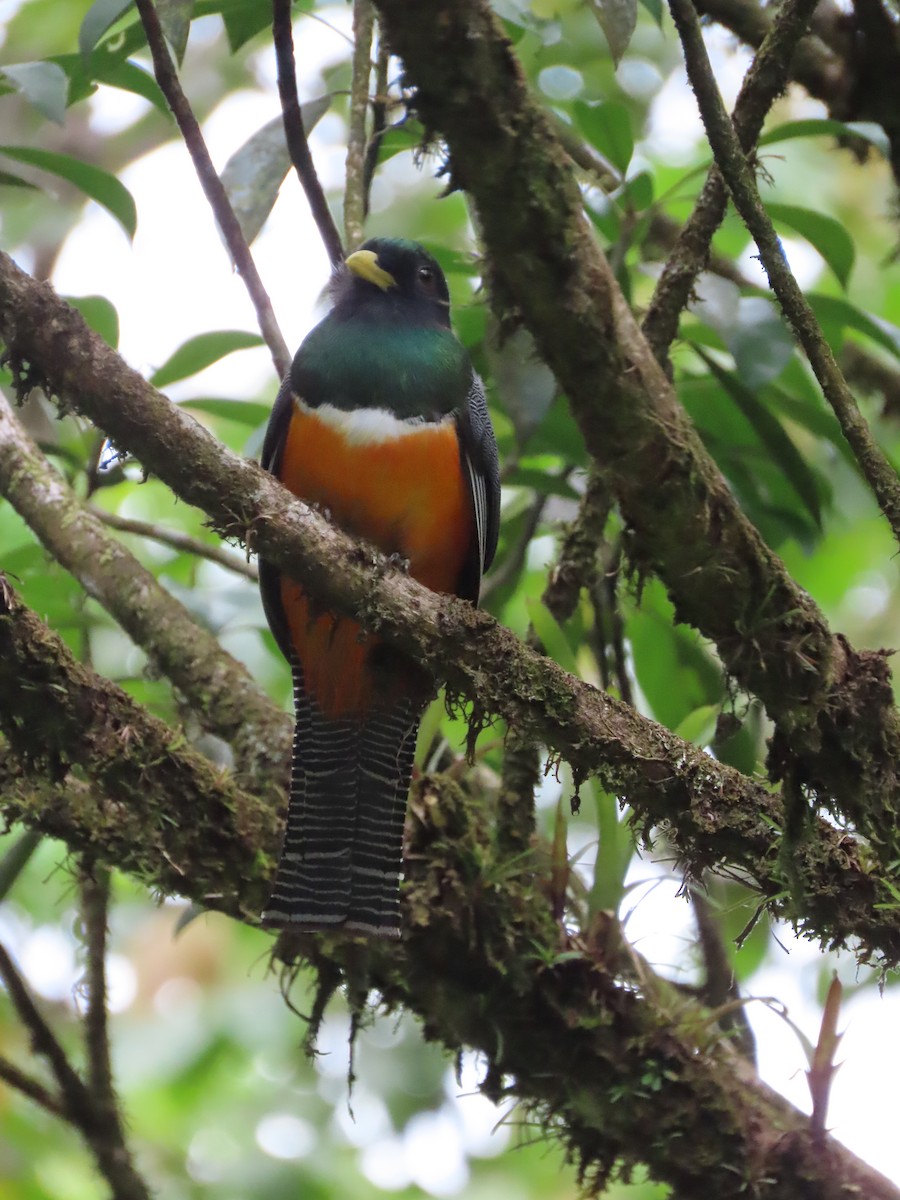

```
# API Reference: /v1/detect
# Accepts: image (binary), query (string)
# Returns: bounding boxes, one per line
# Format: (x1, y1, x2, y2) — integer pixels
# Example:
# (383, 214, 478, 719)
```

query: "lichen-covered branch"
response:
(4, 520, 900, 966)
(0, 393, 290, 786)
(344, 0, 375, 248)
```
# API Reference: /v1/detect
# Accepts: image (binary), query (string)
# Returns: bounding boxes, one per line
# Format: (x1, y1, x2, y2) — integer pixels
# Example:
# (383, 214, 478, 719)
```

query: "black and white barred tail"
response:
(262, 660, 420, 937)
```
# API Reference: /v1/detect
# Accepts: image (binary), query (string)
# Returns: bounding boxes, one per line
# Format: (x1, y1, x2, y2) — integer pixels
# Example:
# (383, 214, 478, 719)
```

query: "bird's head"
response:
(331, 237, 452, 329)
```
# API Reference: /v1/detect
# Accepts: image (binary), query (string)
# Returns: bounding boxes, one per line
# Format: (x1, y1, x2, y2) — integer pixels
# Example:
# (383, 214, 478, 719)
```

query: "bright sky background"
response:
(3, 2, 899, 1192)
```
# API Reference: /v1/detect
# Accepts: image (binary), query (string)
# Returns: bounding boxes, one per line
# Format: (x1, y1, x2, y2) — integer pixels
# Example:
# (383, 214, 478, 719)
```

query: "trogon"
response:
(259, 237, 501, 937)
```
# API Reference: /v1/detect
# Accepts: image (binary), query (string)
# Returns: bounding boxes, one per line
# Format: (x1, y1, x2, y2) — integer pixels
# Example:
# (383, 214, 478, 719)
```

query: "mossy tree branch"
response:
(3, 481, 900, 965)
(363, 0, 900, 858)
(1, 582, 899, 1196)
(0, 393, 290, 786)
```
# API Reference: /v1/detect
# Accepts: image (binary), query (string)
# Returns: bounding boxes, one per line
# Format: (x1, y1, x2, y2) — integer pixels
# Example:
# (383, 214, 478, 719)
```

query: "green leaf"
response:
(1, 61, 68, 124)
(573, 100, 633, 175)
(178, 397, 272, 426)
(760, 118, 890, 159)
(79, 0, 134, 59)
(220, 99, 330, 247)
(92, 55, 169, 114)
(0, 830, 43, 902)
(65, 295, 120, 348)
(637, 0, 664, 24)
(626, 579, 722, 731)
(54, 52, 169, 114)
(621, 170, 653, 212)
(157, 0, 194, 63)
(203, 0, 294, 52)
(765, 201, 855, 289)
(694, 345, 822, 528)
(726, 297, 795, 390)
(150, 331, 265, 387)
(674, 704, 719, 746)
(588, 0, 637, 65)
(485, 326, 556, 446)
(0, 169, 38, 189)
(0, 145, 137, 239)
(525, 598, 579, 676)
(374, 121, 424, 165)
(505, 466, 579, 500)
(807, 294, 900, 361)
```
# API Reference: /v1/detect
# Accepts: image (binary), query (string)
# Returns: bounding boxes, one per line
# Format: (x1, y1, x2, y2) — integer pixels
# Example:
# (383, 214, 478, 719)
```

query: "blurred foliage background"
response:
(1, 0, 899, 1195)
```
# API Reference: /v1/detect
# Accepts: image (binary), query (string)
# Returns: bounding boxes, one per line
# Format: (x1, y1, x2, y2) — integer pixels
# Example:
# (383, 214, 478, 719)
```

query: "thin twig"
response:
(0, 942, 90, 1119)
(344, 0, 375, 249)
(479, 489, 552, 604)
(542, 470, 612, 624)
(668, 0, 900, 548)
(134, 0, 290, 378)
(0, 940, 153, 1200)
(80, 868, 118, 1126)
(591, 537, 633, 708)
(0, 1054, 65, 1116)
(272, 0, 345, 266)
(643, 0, 823, 365)
(691, 885, 757, 1062)
(362, 36, 390, 216)
(92, 508, 258, 580)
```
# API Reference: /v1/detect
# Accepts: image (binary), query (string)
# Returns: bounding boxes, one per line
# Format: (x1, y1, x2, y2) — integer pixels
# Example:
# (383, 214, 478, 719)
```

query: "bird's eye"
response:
(417, 266, 436, 291)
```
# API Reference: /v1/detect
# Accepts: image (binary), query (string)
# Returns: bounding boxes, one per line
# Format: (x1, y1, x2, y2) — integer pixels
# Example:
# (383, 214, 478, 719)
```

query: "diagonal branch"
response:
(134, 0, 290, 377)
(272, 0, 345, 266)
(355, 2, 900, 854)
(0, 393, 289, 786)
(0, 940, 152, 1200)
(4, 248, 900, 884)
(668, 0, 900, 548)
(3, 507, 900, 965)
(643, 0, 823, 364)
(91, 507, 259, 581)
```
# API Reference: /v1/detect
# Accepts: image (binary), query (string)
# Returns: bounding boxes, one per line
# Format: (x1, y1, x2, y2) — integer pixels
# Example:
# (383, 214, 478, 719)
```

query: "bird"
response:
(258, 237, 500, 937)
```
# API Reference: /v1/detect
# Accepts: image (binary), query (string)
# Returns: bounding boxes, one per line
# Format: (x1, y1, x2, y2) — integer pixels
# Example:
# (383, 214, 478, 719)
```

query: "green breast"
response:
(293, 315, 472, 422)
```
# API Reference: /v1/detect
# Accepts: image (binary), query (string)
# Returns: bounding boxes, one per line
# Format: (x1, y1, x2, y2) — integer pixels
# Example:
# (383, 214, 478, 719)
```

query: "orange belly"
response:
(278, 402, 474, 718)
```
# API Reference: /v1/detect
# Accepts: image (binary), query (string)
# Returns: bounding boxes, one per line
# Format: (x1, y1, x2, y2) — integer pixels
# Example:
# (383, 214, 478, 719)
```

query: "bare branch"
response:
(134, 0, 290, 378)
(79, 868, 117, 1120)
(0, 942, 89, 1117)
(272, 0, 345, 266)
(0, 1054, 65, 1117)
(362, 35, 391, 215)
(92, 508, 258, 581)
